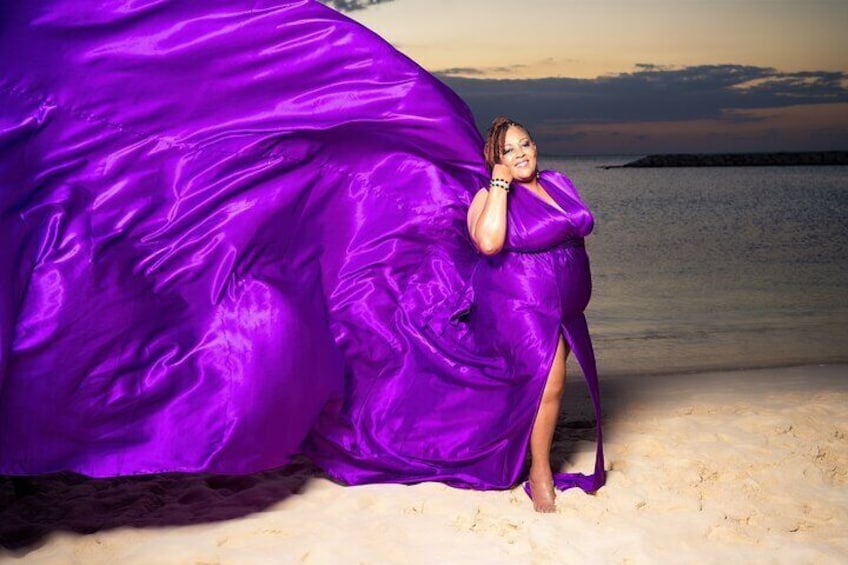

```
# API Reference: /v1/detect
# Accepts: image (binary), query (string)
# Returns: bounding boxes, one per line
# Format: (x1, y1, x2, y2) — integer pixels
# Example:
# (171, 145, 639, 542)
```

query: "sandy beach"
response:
(2, 364, 846, 564)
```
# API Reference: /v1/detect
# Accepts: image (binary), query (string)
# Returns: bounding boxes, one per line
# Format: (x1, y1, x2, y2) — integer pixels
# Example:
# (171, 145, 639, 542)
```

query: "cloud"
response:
(439, 64, 848, 127)
(437, 64, 848, 153)
(436, 67, 485, 77)
(319, 0, 395, 12)
(437, 64, 528, 77)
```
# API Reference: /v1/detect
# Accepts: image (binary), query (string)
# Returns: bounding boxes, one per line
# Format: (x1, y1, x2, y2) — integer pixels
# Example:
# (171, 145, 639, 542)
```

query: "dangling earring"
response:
(535, 168, 540, 180)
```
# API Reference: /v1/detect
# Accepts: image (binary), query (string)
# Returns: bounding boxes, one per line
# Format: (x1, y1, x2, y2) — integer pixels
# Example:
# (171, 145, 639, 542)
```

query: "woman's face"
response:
(500, 125, 537, 182)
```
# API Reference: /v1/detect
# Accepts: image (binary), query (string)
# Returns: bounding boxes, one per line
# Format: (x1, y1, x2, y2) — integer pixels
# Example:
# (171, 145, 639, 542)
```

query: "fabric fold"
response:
(1, 0, 604, 495)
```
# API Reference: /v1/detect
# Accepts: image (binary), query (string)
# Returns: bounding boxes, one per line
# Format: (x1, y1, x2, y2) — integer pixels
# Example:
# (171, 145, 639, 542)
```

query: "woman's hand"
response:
(491, 163, 512, 184)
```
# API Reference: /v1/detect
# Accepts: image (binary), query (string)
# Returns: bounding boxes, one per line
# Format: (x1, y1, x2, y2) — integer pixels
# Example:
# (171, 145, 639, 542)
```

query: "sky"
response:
(327, 0, 848, 155)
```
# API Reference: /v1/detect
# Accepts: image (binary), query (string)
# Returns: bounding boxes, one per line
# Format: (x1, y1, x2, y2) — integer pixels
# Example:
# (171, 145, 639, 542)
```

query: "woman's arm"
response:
(467, 164, 511, 255)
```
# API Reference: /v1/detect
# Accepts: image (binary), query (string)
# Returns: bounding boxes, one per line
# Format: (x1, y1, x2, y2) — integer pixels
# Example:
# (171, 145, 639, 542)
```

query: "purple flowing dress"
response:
(0, 0, 604, 493)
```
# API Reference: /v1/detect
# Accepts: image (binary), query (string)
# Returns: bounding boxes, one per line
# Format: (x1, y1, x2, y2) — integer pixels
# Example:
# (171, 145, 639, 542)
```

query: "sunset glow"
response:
(342, 0, 848, 154)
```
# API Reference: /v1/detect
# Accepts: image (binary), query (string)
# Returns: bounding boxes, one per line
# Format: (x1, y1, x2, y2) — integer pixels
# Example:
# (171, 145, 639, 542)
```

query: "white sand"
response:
(2, 364, 846, 564)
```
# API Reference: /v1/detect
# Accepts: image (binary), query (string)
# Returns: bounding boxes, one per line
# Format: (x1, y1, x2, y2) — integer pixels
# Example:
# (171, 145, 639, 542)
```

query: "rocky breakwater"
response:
(607, 151, 848, 168)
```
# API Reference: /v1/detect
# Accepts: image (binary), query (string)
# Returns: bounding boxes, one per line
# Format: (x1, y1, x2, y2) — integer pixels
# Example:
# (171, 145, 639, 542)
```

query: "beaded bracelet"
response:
(489, 178, 510, 192)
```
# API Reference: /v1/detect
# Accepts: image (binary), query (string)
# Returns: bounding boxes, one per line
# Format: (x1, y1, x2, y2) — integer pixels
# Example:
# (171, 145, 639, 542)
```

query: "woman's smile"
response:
(502, 125, 538, 182)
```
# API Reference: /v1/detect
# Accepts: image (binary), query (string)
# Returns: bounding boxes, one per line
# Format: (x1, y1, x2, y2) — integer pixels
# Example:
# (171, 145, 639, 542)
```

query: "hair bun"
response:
(487, 116, 515, 135)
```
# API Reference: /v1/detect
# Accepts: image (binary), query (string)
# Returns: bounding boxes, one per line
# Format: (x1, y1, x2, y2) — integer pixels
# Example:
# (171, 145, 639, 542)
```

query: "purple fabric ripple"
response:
(0, 0, 604, 493)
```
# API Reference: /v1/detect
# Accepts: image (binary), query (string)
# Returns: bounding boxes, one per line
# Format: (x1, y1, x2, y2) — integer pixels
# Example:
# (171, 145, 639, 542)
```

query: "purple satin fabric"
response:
(0, 0, 604, 493)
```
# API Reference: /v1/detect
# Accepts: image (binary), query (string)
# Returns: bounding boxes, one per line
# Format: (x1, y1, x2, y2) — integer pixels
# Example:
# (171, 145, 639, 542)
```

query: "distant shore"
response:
(603, 150, 848, 168)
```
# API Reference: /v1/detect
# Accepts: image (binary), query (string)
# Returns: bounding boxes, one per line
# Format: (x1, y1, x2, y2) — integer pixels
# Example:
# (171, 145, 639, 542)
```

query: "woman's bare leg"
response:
(528, 334, 568, 512)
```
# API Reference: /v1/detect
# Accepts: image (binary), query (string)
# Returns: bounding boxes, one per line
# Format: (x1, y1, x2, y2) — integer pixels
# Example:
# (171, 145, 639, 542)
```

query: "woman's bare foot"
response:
(528, 469, 556, 513)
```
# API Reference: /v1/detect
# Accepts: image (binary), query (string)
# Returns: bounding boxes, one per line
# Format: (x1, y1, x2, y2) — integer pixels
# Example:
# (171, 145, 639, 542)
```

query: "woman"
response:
(465, 117, 602, 511)
(0, 0, 602, 512)
(305, 116, 604, 512)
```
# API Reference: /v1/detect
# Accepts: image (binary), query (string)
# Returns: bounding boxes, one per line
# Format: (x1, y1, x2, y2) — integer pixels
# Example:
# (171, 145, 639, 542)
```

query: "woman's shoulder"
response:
(540, 169, 583, 199)
(540, 169, 575, 187)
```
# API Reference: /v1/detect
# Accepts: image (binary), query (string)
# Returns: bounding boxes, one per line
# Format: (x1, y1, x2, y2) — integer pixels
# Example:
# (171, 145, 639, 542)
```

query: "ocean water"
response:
(540, 156, 848, 377)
